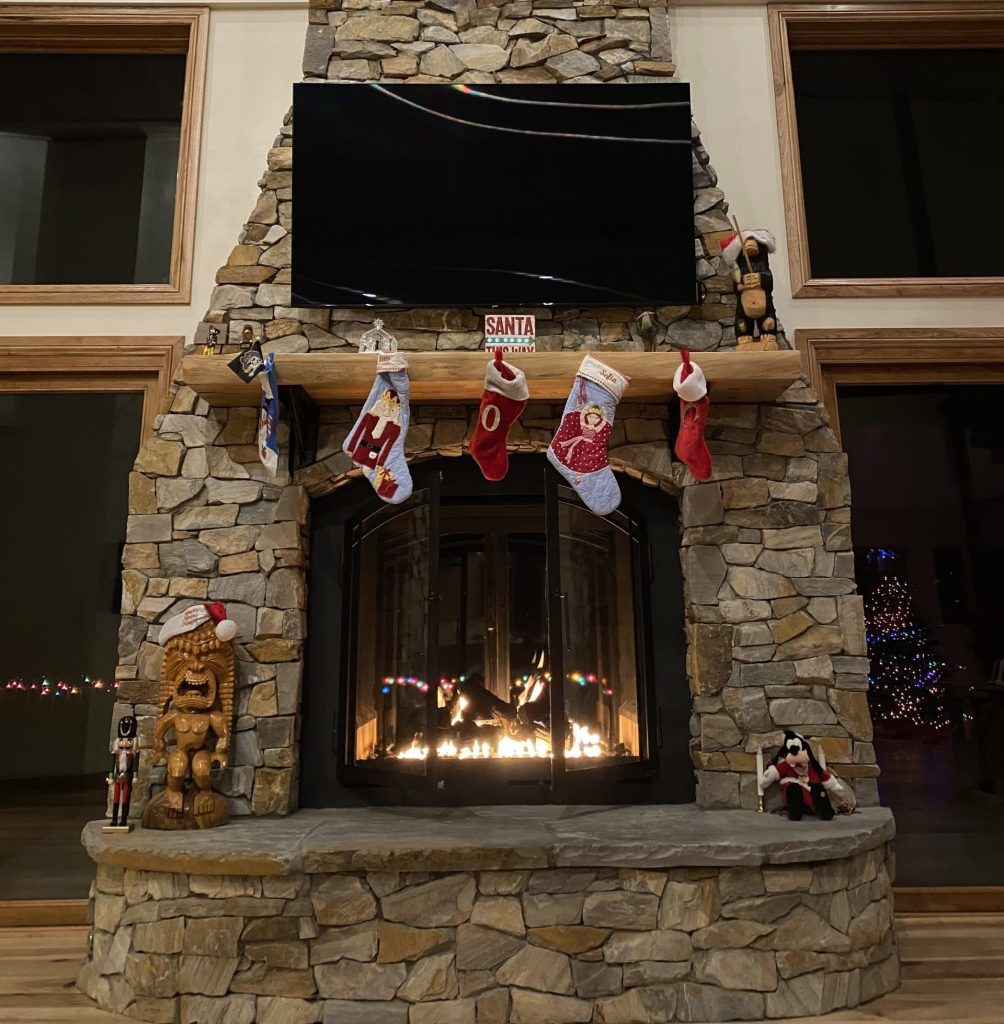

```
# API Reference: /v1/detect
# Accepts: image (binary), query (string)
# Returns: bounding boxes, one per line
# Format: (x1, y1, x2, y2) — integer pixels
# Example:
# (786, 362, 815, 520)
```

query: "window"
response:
(0, 392, 143, 900)
(771, 3, 1004, 297)
(839, 384, 1004, 887)
(0, 6, 207, 304)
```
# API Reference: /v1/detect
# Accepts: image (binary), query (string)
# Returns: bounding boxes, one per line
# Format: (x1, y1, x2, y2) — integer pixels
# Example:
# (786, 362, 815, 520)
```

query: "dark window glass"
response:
(792, 49, 1004, 278)
(0, 53, 186, 285)
(0, 393, 141, 898)
(840, 385, 1004, 886)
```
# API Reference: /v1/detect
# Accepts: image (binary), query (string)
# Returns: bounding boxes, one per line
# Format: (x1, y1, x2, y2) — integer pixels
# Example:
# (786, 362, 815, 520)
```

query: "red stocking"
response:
(470, 349, 529, 481)
(673, 349, 712, 482)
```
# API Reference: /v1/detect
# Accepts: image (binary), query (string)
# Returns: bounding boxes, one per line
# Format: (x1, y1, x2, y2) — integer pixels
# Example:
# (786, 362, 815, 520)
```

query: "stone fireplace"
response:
(77, 1, 899, 1021)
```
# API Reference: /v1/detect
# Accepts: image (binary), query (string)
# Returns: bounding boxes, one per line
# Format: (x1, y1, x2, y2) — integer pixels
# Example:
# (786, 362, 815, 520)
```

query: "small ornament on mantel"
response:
(103, 715, 138, 833)
(485, 314, 536, 354)
(358, 318, 398, 355)
(720, 219, 778, 351)
(201, 325, 222, 357)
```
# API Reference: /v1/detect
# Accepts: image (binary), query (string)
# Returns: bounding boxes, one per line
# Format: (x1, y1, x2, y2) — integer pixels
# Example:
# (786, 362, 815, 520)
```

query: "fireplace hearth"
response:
(302, 455, 693, 806)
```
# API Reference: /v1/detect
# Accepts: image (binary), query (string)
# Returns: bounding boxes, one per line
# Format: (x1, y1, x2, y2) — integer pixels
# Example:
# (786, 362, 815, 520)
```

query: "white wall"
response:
(671, 4, 1004, 334)
(2, 5, 305, 343)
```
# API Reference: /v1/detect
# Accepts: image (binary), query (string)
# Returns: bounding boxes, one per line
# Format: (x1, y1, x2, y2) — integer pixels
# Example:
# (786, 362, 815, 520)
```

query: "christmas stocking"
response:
(343, 354, 413, 504)
(547, 354, 629, 516)
(470, 349, 529, 481)
(673, 350, 712, 482)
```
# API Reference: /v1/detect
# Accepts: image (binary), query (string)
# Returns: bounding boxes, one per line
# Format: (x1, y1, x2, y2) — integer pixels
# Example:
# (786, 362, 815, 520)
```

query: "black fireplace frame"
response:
(301, 455, 693, 806)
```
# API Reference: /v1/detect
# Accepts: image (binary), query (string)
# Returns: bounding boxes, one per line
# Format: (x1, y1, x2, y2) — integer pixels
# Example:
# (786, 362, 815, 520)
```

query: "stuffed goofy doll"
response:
(758, 730, 852, 821)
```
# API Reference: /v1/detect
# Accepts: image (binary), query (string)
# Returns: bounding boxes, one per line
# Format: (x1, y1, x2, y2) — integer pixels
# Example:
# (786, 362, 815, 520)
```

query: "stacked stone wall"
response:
(80, 849, 900, 1023)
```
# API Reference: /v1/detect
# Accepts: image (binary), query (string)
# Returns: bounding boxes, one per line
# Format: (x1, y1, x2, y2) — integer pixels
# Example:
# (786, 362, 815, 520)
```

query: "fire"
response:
(450, 693, 470, 726)
(394, 721, 603, 761)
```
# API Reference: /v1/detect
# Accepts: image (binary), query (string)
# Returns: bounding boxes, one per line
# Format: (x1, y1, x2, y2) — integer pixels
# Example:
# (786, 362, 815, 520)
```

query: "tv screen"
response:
(292, 82, 697, 309)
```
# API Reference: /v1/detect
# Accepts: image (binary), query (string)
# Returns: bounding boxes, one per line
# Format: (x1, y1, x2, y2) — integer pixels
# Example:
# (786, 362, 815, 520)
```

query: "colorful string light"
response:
(862, 548, 949, 730)
(4, 675, 116, 698)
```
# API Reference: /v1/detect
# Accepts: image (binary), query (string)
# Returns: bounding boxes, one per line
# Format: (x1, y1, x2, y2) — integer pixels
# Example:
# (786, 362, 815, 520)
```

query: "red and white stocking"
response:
(470, 349, 529, 482)
(673, 349, 712, 482)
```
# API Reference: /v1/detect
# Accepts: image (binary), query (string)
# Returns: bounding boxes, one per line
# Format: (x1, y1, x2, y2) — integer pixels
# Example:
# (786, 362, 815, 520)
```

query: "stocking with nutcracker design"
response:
(547, 354, 629, 516)
(344, 354, 413, 504)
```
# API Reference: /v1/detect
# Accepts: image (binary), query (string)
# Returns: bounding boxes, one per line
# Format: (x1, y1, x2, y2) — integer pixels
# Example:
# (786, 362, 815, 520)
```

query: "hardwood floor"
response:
(1, 916, 1001, 1023)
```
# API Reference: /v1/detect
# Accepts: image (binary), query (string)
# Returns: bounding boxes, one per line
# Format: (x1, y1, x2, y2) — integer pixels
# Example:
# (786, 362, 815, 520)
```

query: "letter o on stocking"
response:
(481, 404, 501, 432)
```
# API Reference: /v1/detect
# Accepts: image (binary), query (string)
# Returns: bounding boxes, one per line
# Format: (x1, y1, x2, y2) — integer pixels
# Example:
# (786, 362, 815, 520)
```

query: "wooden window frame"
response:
(795, 327, 1004, 440)
(770, 3, 1004, 299)
(0, 336, 184, 439)
(0, 4, 208, 305)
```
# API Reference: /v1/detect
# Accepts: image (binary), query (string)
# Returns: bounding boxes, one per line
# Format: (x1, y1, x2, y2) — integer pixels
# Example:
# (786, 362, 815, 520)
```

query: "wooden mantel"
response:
(182, 350, 804, 406)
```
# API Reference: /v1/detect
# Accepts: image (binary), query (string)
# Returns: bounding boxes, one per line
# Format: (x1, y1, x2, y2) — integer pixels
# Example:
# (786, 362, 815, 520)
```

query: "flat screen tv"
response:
(292, 82, 697, 309)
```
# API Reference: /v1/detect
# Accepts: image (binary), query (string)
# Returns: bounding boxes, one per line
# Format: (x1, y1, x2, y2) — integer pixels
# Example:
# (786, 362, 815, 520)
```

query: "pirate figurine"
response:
(201, 325, 221, 357)
(240, 324, 256, 351)
(720, 228, 778, 351)
(103, 716, 138, 833)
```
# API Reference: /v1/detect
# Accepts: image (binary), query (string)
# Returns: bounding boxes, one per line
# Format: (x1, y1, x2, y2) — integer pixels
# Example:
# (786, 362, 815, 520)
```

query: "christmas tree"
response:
(861, 548, 950, 731)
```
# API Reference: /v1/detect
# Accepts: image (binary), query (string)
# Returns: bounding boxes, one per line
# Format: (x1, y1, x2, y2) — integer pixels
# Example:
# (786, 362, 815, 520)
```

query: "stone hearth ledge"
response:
(82, 805, 894, 876)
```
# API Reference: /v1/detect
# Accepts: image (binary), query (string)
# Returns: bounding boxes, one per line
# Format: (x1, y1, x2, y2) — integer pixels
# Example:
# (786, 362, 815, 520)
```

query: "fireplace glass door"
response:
(347, 486, 646, 783)
(349, 495, 434, 779)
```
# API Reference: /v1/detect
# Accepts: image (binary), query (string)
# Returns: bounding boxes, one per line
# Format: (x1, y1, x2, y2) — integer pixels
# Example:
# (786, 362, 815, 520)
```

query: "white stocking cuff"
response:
(485, 359, 529, 402)
(577, 354, 629, 402)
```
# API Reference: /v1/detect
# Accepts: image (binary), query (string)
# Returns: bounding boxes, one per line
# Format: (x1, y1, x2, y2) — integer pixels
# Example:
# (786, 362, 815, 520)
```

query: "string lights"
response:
(3, 675, 116, 698)
(862, 548, 949, 731)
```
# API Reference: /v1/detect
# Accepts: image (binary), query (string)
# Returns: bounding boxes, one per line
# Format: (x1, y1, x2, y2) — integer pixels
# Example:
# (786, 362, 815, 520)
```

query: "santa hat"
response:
(673, 350, 707, 403)
(159, 602, 238, 645)
(719, 228, 776, 268)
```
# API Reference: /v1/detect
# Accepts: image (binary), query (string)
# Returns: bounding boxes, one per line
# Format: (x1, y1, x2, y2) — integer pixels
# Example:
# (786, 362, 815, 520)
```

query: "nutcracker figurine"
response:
(720, 227, 778, 351)
(346, 387, 403, 492)
(103, 715, 138, 833)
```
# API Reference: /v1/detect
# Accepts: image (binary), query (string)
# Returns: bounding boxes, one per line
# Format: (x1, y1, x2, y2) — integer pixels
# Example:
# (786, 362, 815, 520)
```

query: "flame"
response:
(566, 722, 603, 758)
(450, 693, 470, 726)
(394, 720, 604, 761)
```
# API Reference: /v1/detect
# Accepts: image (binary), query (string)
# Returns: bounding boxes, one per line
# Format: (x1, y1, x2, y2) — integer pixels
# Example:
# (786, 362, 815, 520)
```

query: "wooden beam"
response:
(0, 336, 183, 440)
(0, 900, 87, 928)
(182, 350, 804, 407)
(794, 328, 1004, 440)
(895, 888, 1004, 915)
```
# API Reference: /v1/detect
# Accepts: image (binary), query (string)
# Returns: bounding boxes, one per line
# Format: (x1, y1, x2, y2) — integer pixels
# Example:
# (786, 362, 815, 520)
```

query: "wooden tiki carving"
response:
(142, 604, 237, 830)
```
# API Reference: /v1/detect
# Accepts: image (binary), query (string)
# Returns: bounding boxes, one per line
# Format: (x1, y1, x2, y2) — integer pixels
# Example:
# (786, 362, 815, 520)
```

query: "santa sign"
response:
(484, 314, 535, 354)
